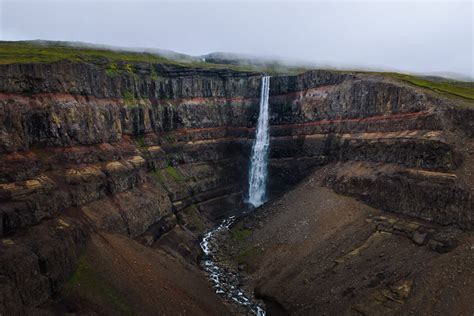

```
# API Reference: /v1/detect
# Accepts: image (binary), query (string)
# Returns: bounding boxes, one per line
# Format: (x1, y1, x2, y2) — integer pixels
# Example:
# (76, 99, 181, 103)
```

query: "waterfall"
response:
(247, 76, 271, 208)
(199, 76, 270, 316)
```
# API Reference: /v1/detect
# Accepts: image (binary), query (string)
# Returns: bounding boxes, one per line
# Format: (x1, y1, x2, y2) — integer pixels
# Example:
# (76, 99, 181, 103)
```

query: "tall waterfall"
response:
(247, 76, 271, 208)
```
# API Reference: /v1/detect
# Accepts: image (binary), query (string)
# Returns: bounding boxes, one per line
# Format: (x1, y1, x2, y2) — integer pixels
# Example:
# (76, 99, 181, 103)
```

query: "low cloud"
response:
(1, 0, 472, 79)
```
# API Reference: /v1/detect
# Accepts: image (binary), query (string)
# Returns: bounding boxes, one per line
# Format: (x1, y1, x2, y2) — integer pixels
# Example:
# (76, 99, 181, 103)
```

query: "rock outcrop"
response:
(0, 59, 472, 314)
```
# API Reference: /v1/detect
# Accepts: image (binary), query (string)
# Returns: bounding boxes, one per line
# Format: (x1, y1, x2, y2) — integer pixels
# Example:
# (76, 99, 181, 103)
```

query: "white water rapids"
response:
(200, 216, 265, 315)
(200, 76, 270, 315)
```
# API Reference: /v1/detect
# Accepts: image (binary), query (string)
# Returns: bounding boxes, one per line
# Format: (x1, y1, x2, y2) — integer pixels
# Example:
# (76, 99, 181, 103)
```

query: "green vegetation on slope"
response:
(180, 204, 207, 232)
(165, 165, 184, 182)
(386, 73, 474, 100)
(150, 170, 165, 185)
(67, 255, 133, 315)
(1, 41, 472, 99)
(359, 71, 474, 101)
(0, 40, 242, 72)
(233, 245, 262, 273)
(230, 227, 252, 241)
(0, 41, 171, 65)
(0, 41, 308, 75)
(133, 136, 147, 149)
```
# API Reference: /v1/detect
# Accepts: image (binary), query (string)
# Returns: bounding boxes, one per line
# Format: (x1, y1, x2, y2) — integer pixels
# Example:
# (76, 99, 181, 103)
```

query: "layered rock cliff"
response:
(0, 59, 472, 314)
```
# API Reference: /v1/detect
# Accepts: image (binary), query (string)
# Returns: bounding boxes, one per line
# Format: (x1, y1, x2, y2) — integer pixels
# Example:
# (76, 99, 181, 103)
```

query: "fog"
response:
(1, 0, 472, 79)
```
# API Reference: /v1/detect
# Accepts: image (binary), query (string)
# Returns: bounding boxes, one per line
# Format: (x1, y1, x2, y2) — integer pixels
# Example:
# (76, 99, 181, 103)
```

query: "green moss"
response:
(122, 90, 152, 109)
(122, 90, 134, 105)
(140, 98, 152, 109)
(134, 136, 147, 149)
(234, 246, 260, 265)
(347, 71, 474, 101)
(189, 211, 206, 232)
(149, 167, 182, 191)
(165, 165, 183, 182)
(150, 67, 160, 81)
(0, 41, 311, 76)
(150, 170, 165, 184)
(124, 63, 134, 74)
(0, 41, 172, 65)
(180, 204, 206, 232)
(0, 41, 265, 73)
(106, 63, 135, 77)
(162, 133, 176, 143)
(3, 41, 471, 100)
(67, 256, 133, 315)
(395, 75, 474, 100)
(50, 112, 61, 126)
(105, 63, 121, 77)
(230, 227, 252, 241)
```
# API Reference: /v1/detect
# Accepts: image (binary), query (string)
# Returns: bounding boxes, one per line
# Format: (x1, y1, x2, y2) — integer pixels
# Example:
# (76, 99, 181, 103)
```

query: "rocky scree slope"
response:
(0, 59, 473, 314)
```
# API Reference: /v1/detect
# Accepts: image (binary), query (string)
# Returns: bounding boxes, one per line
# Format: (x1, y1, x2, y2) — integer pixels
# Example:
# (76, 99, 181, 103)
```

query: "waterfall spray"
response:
(247, 76, 271, 208)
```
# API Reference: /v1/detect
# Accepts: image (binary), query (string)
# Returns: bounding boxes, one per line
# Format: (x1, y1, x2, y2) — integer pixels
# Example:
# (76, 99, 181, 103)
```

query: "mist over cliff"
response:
(2, 1, 472, 79)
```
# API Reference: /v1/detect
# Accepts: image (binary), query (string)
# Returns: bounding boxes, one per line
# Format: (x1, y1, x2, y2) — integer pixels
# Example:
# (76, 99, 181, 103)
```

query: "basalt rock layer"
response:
(0, 60, 473, 314)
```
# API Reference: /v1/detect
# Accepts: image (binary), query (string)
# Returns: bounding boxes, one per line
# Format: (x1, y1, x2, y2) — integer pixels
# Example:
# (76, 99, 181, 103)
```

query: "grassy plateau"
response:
(0, 40, 472, 100)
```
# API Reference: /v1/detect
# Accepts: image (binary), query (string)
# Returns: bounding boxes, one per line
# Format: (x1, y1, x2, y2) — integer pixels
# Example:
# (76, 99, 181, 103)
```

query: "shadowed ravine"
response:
(200, 76, 270, 315)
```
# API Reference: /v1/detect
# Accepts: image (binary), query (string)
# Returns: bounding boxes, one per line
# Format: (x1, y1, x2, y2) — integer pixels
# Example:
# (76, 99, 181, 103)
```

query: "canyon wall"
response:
(0, 60, 472, 313)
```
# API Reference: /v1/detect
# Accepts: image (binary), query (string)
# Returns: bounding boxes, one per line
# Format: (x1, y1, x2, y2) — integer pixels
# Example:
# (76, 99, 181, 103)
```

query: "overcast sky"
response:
(1, 0, 473, 79)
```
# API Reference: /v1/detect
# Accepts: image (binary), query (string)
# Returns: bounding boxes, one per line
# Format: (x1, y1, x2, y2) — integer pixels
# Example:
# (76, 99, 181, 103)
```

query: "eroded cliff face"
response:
(0, 60, 472, 314)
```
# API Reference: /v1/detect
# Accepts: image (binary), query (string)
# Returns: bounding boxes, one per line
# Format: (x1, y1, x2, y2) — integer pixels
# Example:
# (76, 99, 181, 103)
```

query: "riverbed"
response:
(200, 216, 266, 315)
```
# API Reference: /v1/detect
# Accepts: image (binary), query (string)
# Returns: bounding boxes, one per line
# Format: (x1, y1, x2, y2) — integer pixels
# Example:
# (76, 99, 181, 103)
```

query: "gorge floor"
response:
(47, 231, 237, 315)
(218, 164, 474, 315)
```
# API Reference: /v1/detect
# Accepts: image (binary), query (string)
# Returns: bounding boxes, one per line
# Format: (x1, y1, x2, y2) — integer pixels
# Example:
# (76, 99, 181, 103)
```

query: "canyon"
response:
(0, 50, 473, 315)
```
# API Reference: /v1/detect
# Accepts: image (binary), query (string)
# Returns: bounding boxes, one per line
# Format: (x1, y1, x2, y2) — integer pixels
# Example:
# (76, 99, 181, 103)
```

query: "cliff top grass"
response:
(374, 72, 474, 101)
(0, 41, 173, 65)
(335, 69, 474, 101)
(1, 41, 472, 100)
(0, 40, 278, 74)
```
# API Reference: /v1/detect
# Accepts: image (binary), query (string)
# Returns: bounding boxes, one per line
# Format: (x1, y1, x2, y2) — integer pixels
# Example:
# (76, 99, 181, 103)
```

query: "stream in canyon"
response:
(200, 76, 270, 315)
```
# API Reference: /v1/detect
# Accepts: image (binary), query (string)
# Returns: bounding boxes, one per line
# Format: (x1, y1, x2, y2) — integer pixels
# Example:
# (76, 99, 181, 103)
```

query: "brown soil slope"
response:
(224, 164, 474, 315)
(46, 232, 232, 315)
